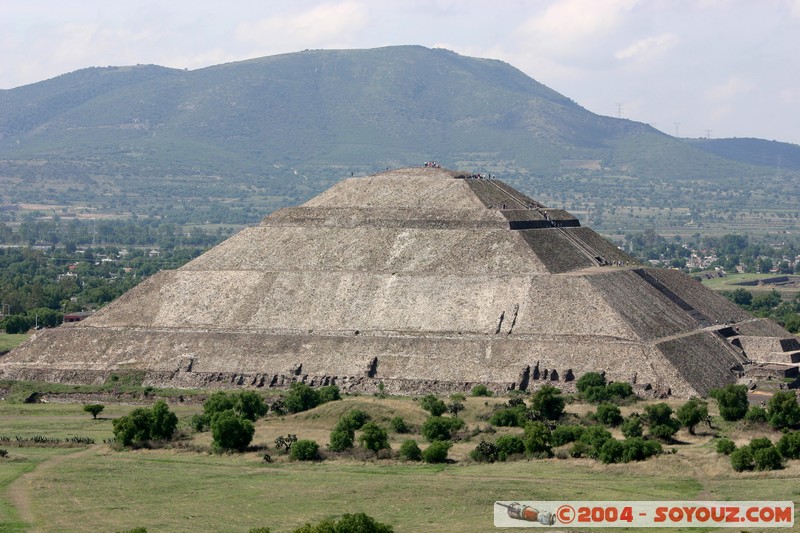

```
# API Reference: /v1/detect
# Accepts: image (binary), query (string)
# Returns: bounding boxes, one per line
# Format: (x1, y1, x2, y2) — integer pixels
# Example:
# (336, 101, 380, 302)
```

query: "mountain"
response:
(0, 46, 796, 230)
(686, 138, 800, 171)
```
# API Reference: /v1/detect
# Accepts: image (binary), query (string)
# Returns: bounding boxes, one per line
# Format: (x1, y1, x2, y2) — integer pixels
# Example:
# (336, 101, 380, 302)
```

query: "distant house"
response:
(63, 311, 93, 323)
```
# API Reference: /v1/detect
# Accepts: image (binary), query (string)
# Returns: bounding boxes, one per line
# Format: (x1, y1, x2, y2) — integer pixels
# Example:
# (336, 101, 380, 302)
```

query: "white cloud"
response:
(235, 1, 369, 50)
(515, 0, 640, 57)
(704, 76, 755, 102)
(615, 33, 678, 61)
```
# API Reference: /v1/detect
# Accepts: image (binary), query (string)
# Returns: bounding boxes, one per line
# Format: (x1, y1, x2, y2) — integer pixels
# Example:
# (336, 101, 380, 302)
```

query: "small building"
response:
(63, 311, 93, 323)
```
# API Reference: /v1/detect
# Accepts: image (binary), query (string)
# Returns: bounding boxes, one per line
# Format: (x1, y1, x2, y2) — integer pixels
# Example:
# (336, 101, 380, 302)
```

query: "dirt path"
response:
(6, 446, 98, 533)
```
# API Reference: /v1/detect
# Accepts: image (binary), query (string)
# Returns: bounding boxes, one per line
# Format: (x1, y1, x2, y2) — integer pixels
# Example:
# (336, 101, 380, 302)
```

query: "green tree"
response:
(730, 446, 754, 472)
(293, 512, 392, 533)
(767, 391, 800, 429)
(595, 403, 623, 427)
(318, 385, 341, 403)
(149, 400, 178, 441)
(358, 422, 390, 452)
(776, 431, 800, 459)
(398, 440, 422, 461)
(530, 385, 565, 421)
(420, 394, 447, 416)
(471, 384, 492, 397)
(523, 421, 552, 457)
(644, 403, 681, 441)
(576, 372, 606, 393)
(715, 438, 736, 455)
(422, 441, 452, 463)
(621, 415, 644, 438)
(328, 428, 355, 452)
(211, 410, 255, 452)
(470, 440, 499, 463)
(495, 435, 525, 460)
(421, 416, 463, 442)
(236, 391, 268, 421)
(753, 446, 783, 471)
(676, 399, 708, 435)
(83, 404, 104, 419)
(710, 384, 749, 421)
(338, 409, 370, 431)
(284, 382, 322, 413)
(290, 440, 320, 461)
(112, 407, 153, 447)
(598, 438, 624, 464)
(551, 425, 585, 447)
(390, 416, 410, 433)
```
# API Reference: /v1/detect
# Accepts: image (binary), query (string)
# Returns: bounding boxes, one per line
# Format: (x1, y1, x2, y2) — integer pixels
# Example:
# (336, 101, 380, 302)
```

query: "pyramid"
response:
(2, 168, 798, 397)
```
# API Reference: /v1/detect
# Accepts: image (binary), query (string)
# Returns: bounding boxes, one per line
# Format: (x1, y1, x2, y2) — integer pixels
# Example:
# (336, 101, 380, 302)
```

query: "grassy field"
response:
(0, 393, 798, 532)
(701, 273, 800, 297)
(0, 334, 28, 353)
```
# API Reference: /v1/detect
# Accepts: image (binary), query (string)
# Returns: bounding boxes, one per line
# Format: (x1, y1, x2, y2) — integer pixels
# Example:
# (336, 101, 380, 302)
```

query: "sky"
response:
(1, 0, 799, 144)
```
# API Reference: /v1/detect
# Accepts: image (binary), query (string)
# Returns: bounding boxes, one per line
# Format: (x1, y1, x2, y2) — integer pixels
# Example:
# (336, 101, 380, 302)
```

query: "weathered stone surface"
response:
(1, 167, 796, 396)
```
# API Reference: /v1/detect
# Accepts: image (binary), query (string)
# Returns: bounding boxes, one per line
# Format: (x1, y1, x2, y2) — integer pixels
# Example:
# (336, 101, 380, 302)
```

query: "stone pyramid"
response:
(3, 168, 798, 397)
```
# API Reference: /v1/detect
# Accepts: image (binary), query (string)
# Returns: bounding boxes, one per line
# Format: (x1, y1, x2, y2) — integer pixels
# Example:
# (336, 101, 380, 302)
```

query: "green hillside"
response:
(0, 46, 797, 235)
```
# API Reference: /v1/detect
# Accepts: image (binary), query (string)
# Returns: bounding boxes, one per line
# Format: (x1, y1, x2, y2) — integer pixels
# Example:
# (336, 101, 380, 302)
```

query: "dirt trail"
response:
(6, 445, 98, 533)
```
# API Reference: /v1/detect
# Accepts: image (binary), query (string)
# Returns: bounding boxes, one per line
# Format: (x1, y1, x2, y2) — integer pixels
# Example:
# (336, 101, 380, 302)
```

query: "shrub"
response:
(578, 425, 613, 454)
(149, 400, 178, 441)
(710, 384, 748, 421)
(471, 384, 492, 397)
(338, 409, 370, 431)
(236, 391, 268, 422)
(447, 402, 465, 416)
(606, 382, 634, 399)
(644, 403, 680, 441)
(676, 399, 708, 435)
(398, 440, 422, 461)
(329, 429, 355, 452)
(753, 446, 783, 471)
(293, 512, 392, 533)
(390, 416, 410, 434)
(358, 422, 390, 452)
(112, 407, 153, 447)
(744, 406, 769, 424)
(422, 441, 452, 463)
(495, 435, 525, 460)
(112, 400, 178, 447)
(730, 446, 754, 472)
(83, 404, 105, 419)
(421, 416, 463, 442)
(522, 421, 552, 457)
(621, 436, 661, 462)
(191, 413, 210, 432)
(776, 431, 800, 459)
(317, 385, 341, 403)
(583, 386, 611, 404)
(595, 403, 623, 427)
(284, 383, 322, 413)
(470, 440, 499, 463)
(450, 393, 466, 402)
(576, 372, 607, 393)
(211, 410, 254, 452)
(420, 394, 447, 416)
(489, 406, 526, 427)
(551, 424, 585, 447)
(598, 438, 624, 464)
(0, 449, 8, 458)
(620, 415, 644, 438)
(715, 438, 736, 455)
(530, 385, 565, 421)
(290, 439, 320, 461)
(767, 391, 800, 429)
(203, 391, 237, 417)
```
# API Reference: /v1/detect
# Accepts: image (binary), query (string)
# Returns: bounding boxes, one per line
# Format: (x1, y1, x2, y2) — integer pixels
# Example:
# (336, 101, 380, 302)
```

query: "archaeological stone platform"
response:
(2, 168, 798, 397)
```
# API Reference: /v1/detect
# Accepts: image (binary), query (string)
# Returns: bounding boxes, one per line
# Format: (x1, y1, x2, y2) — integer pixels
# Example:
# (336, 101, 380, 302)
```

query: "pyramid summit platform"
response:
(3, 167, 797, 397)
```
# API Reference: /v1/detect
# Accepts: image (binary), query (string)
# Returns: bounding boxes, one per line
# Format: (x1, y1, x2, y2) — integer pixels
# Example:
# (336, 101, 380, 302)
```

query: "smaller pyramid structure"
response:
(2, 168, 798, 396)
